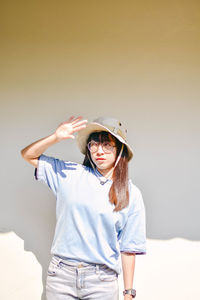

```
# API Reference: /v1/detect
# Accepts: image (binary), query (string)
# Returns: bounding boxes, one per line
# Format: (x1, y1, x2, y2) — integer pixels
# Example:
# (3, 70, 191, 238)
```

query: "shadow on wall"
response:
(1, 157, 57, 300)
(1, 230, 53, 300)
(1, 0, 200, 298)
(0, 229, 49, 300)
(2, 232, 200, 300)
(0, 145, 199, 300)
(0, 231, 43, 300)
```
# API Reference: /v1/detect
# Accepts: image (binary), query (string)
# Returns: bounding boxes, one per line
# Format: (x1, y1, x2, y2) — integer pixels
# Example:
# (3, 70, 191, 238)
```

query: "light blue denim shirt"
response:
(35, 154, 146, 274)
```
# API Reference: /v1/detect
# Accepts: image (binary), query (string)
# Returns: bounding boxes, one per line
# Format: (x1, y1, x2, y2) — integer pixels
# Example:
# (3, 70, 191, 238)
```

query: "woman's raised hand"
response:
(55, 116, 87, 141)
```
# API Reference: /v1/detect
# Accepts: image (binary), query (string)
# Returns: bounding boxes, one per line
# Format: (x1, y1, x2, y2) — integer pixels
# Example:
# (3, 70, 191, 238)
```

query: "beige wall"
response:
(1, 1, 200, 299)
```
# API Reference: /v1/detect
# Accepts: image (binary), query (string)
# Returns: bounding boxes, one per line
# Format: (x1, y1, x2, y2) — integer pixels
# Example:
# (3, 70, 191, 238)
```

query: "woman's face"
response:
(88, 132, 118, 175)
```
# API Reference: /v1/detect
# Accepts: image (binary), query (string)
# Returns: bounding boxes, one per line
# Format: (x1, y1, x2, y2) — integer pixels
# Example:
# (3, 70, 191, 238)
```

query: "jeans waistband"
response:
(52, 255, 105, 270)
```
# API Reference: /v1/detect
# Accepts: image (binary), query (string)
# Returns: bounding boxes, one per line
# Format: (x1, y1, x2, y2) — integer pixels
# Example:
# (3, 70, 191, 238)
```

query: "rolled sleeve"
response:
(119, 196, 146, 255)
(34, 154, 61, 195)
(120, 208, 146, 254)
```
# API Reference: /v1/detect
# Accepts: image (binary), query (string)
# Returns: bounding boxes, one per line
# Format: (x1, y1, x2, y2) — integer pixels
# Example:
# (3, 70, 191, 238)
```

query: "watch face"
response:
(123, 289, 136, 297)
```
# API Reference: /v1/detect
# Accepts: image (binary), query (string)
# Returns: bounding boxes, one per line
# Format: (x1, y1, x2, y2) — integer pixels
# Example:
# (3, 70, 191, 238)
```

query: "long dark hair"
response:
(83, 131, 129, 211)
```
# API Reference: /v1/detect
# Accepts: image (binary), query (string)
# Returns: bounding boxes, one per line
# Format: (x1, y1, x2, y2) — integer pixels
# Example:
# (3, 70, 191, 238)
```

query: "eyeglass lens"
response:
(88, 141, 115, 153)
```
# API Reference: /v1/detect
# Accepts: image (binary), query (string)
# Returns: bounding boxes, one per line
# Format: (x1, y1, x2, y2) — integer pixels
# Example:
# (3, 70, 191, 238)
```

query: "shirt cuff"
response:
(120, 250, 146, 255)
(34, 155, 45, 181)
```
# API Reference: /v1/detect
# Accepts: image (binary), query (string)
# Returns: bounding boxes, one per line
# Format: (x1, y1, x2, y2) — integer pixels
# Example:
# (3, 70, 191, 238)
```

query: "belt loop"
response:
(57, 258, 62, 268)
(95, 265, 100, 274)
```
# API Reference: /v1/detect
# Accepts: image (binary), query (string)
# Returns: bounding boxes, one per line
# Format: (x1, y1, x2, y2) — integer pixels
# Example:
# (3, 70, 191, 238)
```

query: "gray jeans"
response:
(46, 255, 119, 300)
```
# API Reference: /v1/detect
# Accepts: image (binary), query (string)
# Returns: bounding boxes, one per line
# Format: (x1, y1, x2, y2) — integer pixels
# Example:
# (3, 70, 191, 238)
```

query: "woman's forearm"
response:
(21, 133, 58, 160)
(121, 252, 136, 289)
(20, 117, 87, 165)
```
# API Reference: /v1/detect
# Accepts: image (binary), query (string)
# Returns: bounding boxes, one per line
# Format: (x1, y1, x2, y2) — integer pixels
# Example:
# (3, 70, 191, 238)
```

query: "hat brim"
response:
(76, 122, 133, 161)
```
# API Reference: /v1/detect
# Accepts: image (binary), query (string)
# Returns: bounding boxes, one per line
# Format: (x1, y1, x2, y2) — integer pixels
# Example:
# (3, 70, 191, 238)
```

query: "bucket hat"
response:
(76, 117, 133, 161)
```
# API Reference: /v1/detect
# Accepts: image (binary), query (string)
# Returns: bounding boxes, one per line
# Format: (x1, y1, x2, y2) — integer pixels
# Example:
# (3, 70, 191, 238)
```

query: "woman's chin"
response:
(96, 164, 113, 172)
(95, 161, 106, 168)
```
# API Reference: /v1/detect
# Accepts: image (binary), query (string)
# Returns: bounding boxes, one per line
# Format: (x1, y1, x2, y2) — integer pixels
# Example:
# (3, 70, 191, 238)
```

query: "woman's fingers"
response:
(67, 116, 75, 123)
(73, 119, 88, 128)
(61, 116, 87, 135)
(68, 134, 75, 139)
(71, 116, 83, 124)
(72, 124, 87, 133)
(66, 116, 87, 126)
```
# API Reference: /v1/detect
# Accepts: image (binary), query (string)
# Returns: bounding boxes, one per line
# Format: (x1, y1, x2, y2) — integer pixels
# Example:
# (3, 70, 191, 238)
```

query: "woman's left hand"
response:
(124, 294, 133, 300)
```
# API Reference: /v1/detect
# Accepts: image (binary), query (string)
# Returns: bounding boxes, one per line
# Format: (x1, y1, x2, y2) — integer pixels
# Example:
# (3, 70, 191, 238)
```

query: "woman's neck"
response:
(96, 167, 114, 179)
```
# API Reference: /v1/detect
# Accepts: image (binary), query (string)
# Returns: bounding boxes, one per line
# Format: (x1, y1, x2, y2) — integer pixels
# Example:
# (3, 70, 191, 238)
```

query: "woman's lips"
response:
(96, 158, 106, 161)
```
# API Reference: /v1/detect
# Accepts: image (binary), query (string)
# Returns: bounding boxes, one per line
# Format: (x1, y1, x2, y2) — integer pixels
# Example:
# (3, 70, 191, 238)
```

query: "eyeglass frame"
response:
(87, 140, 117, 154)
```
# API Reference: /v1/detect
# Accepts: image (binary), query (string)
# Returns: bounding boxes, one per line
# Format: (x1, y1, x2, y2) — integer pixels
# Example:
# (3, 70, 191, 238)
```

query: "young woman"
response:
(21, 116, 146, 300)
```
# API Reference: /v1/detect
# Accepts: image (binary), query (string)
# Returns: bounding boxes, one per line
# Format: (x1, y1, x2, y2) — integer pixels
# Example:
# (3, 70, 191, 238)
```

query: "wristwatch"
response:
(123, 288, 136, 298)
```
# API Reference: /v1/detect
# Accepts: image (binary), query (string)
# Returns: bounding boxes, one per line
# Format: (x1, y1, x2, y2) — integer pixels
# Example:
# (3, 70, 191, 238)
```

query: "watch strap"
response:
(123, 288, 136, 298)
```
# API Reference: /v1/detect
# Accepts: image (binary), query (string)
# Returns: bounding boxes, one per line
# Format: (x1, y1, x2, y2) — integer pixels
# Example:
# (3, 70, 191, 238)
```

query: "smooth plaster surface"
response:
(1, 1, 200, 299)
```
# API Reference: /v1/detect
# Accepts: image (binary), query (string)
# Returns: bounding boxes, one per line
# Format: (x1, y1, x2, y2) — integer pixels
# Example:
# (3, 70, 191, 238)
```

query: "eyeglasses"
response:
(87, 141, 116, 154)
